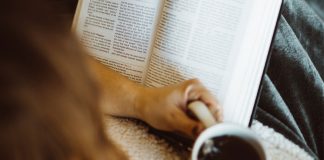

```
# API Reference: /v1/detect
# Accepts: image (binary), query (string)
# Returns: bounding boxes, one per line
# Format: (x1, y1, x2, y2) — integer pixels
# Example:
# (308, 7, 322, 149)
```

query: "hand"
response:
(89, 60, 222, 138)
(135, 79, 223, 139)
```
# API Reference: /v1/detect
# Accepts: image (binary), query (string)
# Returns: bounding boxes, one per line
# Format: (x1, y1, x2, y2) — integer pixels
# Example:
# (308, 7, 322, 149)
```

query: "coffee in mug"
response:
(188, 101, 267, 160)
(198, 135, 262, 160)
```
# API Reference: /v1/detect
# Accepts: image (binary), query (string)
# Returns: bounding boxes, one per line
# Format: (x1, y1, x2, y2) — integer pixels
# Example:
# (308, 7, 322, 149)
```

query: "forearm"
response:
(87, 57, 222, 138)
(88, 58, 143, 119)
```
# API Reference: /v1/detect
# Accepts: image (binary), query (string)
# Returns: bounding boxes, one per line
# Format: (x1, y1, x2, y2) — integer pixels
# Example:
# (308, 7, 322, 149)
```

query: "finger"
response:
(170, 108, 205, 138)
(183, 79, 205, 101)
(200, 92, 223, 122)
(187, 87, 223, 122)
(182, 79, 223, 122)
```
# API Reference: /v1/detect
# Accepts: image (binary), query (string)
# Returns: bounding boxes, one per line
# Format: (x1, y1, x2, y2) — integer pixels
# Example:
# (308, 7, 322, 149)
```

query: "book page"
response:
(145, 0, 249, 100)
(224, 0, 282, 125)
(145, 0, 282, 126)
(73, 0, 162, 83)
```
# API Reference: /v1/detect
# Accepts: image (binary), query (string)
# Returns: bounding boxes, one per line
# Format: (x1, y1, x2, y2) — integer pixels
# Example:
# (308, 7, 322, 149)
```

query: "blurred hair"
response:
(0, 0, 126, 159)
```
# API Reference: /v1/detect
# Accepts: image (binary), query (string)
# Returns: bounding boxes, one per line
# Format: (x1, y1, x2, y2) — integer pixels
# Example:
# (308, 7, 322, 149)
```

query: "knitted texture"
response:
(105, 117, 313, 160)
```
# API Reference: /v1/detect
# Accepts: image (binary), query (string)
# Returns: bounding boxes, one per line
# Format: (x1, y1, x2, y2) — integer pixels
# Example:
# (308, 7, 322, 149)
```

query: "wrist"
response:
(133, 86, 150, 121)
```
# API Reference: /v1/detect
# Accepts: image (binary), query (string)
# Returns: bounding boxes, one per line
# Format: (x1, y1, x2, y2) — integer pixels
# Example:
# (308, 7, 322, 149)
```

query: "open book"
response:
(73, 0, 282, 127)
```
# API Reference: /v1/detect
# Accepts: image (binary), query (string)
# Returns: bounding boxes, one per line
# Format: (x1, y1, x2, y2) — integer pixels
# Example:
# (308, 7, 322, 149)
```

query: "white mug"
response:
(188, 101, 267, 160)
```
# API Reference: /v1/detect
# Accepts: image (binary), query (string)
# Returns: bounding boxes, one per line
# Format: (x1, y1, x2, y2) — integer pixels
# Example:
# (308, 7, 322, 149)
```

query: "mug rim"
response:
(191, 123, 266, 160)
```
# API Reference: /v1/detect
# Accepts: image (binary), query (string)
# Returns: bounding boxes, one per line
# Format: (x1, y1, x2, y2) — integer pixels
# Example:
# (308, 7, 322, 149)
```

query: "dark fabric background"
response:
(255, 0, 324, 159)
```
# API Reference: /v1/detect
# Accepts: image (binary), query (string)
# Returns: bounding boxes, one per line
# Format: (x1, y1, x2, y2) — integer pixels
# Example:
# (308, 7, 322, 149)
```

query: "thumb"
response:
(171, 109, 205, 138)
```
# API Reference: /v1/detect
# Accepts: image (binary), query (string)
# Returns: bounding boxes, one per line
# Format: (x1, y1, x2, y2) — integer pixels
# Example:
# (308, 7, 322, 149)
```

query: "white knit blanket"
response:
(105, 116, 313, 160)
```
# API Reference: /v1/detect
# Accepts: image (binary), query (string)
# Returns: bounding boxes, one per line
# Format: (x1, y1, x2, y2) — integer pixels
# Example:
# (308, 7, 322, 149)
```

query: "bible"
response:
(72, 0, 282, 127)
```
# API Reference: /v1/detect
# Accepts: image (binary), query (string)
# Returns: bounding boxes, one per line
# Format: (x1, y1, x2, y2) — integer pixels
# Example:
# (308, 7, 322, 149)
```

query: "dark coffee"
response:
(198, 135, 261, 160)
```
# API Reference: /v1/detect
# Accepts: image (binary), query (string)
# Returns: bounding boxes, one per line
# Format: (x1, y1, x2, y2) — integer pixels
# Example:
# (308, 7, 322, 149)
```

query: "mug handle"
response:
(188, 101, 217, 128)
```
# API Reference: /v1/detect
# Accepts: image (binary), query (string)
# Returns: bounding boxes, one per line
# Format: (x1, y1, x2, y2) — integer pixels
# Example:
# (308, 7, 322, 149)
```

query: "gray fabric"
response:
(255, 0, 324, 159)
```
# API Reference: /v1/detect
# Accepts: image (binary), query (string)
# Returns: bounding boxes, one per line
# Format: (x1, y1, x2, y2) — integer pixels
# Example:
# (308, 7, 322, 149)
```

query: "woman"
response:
(0, 0, 221, 159)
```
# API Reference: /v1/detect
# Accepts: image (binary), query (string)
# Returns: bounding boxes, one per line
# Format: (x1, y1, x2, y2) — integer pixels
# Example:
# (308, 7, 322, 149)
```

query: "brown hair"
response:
(0, 0, 126, 159)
